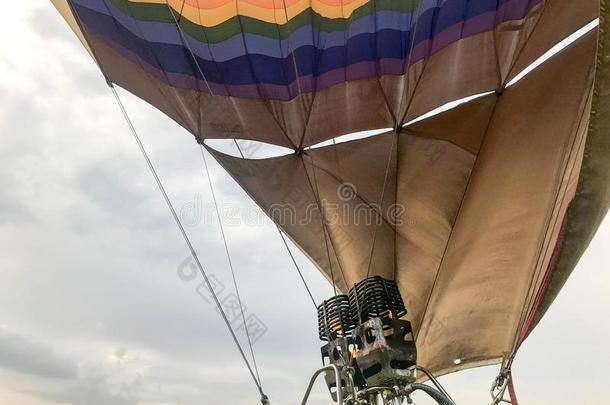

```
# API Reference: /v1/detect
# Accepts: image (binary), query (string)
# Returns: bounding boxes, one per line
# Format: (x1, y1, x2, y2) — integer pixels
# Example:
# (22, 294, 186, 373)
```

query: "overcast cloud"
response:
(0, 2, 608, 405)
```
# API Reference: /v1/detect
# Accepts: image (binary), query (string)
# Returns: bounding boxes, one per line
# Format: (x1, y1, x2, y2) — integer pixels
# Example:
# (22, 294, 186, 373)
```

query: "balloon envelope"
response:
(52, 0, 609, 376)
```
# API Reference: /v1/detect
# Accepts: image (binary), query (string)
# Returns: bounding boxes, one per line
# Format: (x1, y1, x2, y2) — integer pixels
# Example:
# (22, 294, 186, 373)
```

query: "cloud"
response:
(0, 1, 608, 405)
(28, 6, 75, 42)
(0, 327, 77, 379)
(32, 373, 137, 405)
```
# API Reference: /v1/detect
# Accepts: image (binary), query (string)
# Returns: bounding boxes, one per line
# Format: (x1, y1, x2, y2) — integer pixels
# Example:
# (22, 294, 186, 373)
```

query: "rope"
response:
(276, 0, 344, 295)
(276, 224, 318, 308)
(163, 5, 269, 398)
(296, 152, 347, 296)
(199, 145, 263, 387)
(69, 2, 266, 398)
(395, 0, 426, 127)
(233, 139, 246, 159)
(280, 0, 304, 96)
(165, 2, 213, 95)
(108, 85, 266, 399)
(365, 132, 397, 279)
(366, 1, 425, 279)
(175, 0, 186, 24)
(231, 140, 317, 308)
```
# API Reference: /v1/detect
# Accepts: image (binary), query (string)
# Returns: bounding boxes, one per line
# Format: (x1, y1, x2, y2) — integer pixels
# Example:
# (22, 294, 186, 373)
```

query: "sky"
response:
(0, 2, 608, 404)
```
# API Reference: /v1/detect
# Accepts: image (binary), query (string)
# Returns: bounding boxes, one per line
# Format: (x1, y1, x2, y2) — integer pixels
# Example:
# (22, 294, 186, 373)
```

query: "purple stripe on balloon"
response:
(430, 11, 496, 53)
(499, 0, 543, 21)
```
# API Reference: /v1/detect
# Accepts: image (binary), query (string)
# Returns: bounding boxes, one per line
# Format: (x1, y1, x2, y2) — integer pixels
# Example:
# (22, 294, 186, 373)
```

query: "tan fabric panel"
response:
(494, 1, 547, 84)
(303, 134, 398, 284)
(50, 0, 94, 58)
(415, 32, 597, 375)
(207, 133, 402, 290)
(402, 31, 499, 123)
(506, 0, 599, 82)
(200, 94, 293, 147)
(406, 95, 498, 154)
(84, 31, 294, 147)
(530, 1, 610, 335)
(266, 94, 312, 147)
(403, 0, 598, 124)
(380, 60, 427, 126)
(86, 32, 198, 135)
(207, 149, 349, 290)
(301, 79, 395, 147)
(394, 135, 477, 333)
(511, 93, 592, 349)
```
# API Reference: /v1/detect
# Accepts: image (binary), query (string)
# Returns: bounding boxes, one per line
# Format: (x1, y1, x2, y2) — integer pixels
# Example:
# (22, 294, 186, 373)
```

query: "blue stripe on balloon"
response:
(73, 0, 523, 87)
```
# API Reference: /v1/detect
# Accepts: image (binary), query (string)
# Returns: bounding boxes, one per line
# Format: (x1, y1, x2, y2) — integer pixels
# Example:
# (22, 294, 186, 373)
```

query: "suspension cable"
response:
(156, 5, 271, 399)
(199, 145, 262, 387)
(108, 84, 267, 400)
(276, 224, 318, 309)
(366, 0, 425, 280)
(231, 140, 317, 309)
(365, 132, 397, 279)
(306, 155, 340, 297)
(277, 0, 344, 296)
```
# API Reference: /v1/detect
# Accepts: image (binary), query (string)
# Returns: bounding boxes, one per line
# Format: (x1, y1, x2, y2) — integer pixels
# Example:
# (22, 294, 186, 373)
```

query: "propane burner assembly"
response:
(311, 276, 453, 405)
(316, 276, 418, 404)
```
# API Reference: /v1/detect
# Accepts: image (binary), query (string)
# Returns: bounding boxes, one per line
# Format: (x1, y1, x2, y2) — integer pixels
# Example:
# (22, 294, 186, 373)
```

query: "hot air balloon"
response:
(51, 0, 609, 404)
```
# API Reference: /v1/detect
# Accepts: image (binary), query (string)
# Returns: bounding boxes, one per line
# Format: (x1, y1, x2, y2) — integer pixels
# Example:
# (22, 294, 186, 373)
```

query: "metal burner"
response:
(348, 276, 407, 324)
(352, 317, 417, 387)
(316, 277, 419, 403)
(317, 295, 358, 401)
(317, 294, 354, 341)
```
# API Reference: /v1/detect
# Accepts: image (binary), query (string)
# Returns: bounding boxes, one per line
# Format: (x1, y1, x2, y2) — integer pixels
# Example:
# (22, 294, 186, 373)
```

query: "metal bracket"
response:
(301, 364, 343, 405)
(490, 368, 513, 404)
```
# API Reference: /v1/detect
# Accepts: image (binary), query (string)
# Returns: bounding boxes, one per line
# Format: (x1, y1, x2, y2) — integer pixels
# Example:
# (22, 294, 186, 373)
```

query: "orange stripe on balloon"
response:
(126, 0, 370, 24)
(128, 0, 366, 9)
